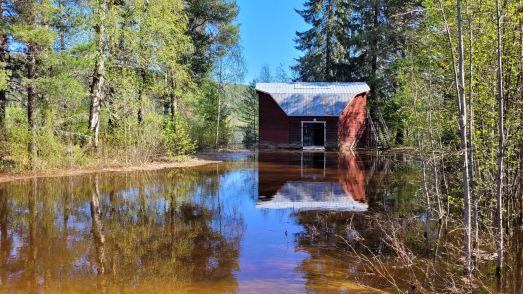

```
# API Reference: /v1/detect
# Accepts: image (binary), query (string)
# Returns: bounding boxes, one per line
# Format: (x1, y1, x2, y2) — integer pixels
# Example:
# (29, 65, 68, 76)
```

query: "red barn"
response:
(256, 82, 370, 150)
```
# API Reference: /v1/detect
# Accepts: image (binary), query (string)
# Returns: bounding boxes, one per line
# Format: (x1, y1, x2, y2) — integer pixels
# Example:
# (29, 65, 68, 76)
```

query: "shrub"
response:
(162, 115, 196, 157)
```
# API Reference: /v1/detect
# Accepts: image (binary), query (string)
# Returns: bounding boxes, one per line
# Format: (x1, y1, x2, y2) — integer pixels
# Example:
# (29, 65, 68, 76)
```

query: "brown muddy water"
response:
(0, 151, 518, 293)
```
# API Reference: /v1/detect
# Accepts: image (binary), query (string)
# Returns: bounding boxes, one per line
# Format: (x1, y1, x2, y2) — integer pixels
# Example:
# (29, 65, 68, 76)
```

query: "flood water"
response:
(0, 151, 440, 293)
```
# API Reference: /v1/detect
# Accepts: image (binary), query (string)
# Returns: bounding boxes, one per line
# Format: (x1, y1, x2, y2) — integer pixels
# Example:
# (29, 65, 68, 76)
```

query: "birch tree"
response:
(494, 0, 504, 277)
(212, 44, 245, 148)
(456, 0, 472, 273)
(88, 0, 107, 148)
(0, 0, 8, 130)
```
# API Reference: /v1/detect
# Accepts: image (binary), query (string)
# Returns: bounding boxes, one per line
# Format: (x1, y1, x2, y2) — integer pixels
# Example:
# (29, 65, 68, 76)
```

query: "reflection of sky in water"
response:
(213, 155, 367, 285)
(257, 181, 368, 211)
(192, 167, 310, 284)
(0, 152, 379, 293)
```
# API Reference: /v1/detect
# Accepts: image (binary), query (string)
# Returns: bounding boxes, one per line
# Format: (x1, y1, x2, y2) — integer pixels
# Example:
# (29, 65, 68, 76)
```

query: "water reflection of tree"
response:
(292, 211, 380, 292)
(0, 185, 11, 286)
(90, 175, 106, 275)
(361, 152, 421, 216)
(291, 154, 423, 292)
(0, 161, 248, 292)
(98, 166, 245, 291)
(291, 153, 523, 292)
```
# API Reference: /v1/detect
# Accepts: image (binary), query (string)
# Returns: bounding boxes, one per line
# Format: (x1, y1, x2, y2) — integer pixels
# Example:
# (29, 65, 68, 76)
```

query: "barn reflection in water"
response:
(256, 151, 367, 212)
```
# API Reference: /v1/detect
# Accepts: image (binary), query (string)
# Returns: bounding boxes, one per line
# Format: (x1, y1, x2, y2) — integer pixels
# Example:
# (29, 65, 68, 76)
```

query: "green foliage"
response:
(162, 115, 196, 157)
(388, 0, 523, 239)
(186, 0, 240, 79)
(0, 0, 242, 171)
(1, 107, 89, 171)
(293, 0, 425, 141)
(9, 24, 56, 48)
(3, 108, 30, 169)
(294, 0, 354, 82)
(237, 83, 258, 147)
(294, 0, 422, 95)
(193, 80, 240, 148)
(0, 62, 7, 91)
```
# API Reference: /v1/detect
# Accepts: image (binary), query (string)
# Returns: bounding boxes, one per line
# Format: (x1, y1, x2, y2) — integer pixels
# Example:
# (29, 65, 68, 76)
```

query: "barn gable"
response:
(255, 82, 370, 116)
(256, 82, 370, 149)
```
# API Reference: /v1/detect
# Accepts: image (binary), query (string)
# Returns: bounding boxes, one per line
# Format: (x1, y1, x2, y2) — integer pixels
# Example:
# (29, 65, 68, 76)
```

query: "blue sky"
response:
(236, 0, 308, 83)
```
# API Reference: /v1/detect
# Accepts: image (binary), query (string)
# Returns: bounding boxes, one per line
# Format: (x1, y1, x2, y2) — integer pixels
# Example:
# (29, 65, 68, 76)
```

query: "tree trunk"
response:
(467, 2, 479, 256)
(216, 60, 223, 149)
(27, 44, 37, 170)
(325, 0, 333, 81)
(371, 1, 379, 88)
(216, 90, 221, 149)
(90, 175, 105, 275)
(89, 0, 107, 148)
(456, 0, 472, 274)
(0, 1, 6, 130)
(495, 0, 505, 278)
(427, 71, 443, 217)
(169, 73, 177, 122)
(170, 92, 177, 121)
(137, 0, 149, 126)
(138, 68, 145, 125)
(519, 0, 523, 226)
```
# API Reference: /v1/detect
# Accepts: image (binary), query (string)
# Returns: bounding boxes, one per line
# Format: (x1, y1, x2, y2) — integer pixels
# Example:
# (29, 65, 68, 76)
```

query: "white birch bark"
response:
(88, 0, 107, 148)
(495, 0, 505, 278)
(456, 0, 472, 274)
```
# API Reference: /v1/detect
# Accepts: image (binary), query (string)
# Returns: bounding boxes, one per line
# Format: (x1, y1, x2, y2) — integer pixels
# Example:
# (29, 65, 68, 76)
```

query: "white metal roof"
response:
(256, 181, 368, 212)
(255, 82, 370, 116)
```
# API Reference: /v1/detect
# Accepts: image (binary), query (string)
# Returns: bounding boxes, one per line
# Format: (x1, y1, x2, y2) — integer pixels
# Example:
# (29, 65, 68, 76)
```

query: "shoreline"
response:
(0, 157, 221, 184)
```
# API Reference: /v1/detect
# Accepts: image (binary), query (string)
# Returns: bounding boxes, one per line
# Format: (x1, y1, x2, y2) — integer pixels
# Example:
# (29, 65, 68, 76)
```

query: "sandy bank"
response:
(0, 157, 221, 184)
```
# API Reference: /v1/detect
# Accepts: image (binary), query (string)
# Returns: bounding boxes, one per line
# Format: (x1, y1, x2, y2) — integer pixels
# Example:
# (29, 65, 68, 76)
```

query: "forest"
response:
(293, 0, 523, 288)
(1, 0, 523, 290)
(0, 0, 257, 171)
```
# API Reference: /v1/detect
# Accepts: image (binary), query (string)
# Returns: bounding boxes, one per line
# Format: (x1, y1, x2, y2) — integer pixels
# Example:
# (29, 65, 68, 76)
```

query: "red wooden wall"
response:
(257, 151, 366, 204)
(258, 91, 367, 149)
(338, 93, 367, 149)
(258, 92, 290, 148)
(337, 152, 366, 202)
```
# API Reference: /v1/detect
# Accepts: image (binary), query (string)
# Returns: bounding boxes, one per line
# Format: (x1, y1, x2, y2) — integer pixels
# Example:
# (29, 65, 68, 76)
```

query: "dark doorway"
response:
(302, 122, 325, 147)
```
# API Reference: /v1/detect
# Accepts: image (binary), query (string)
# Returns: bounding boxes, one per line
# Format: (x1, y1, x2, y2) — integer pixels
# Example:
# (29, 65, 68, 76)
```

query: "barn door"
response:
(302, 122, 325, 147)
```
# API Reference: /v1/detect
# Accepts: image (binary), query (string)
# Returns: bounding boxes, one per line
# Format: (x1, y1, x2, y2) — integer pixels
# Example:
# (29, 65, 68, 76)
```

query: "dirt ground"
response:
(0, 156, 222, 184)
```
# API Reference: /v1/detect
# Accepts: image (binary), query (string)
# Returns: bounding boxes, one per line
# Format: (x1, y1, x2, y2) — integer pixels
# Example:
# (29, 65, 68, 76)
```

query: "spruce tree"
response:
(350, 0, 422, 98)
(294, 0, 422, 97)
(294, 0, 353, 82)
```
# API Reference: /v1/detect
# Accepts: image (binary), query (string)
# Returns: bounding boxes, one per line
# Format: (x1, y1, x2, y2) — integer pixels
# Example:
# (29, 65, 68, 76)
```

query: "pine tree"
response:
(0, 0, 243, 168)
(10, 0, 55, 168)
(186, 0, 240, 80)
(0, 0, 9, 129)
(351, 0, 422, 98)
